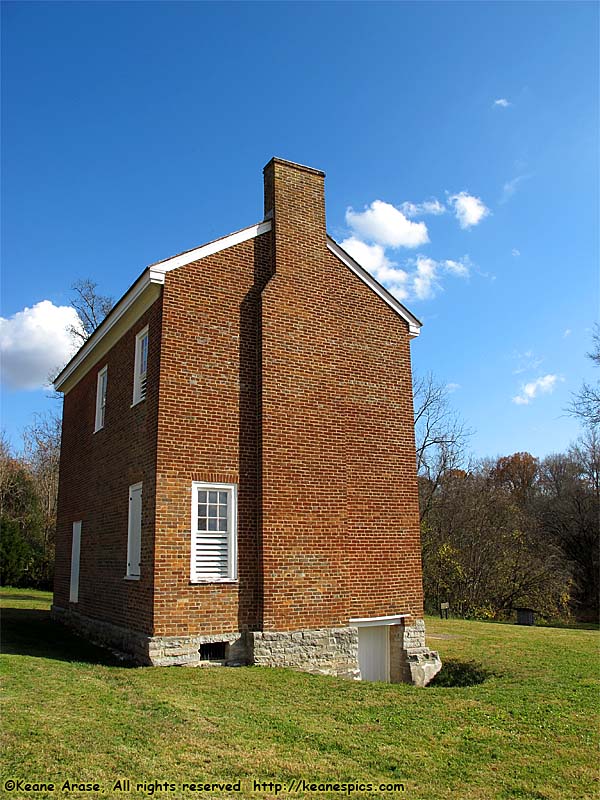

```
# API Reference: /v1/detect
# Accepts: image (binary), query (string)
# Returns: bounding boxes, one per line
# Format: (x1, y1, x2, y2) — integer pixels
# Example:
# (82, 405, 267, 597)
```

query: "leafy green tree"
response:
(0, 436, 47, 587)
(0, 516, 33, 586)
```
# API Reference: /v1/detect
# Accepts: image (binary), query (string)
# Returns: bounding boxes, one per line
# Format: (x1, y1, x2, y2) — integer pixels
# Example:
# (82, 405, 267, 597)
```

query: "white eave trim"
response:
(149, 220, 272, 274)
(54, 270, 163, 392)
(54, 220, 272, 393)
(349, 614, 410, 627)
(327, 237, 422, 337)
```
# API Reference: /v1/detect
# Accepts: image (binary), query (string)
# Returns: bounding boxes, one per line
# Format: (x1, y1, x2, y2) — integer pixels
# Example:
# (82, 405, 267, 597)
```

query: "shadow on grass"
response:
(535, 620, 600, 632)
(428, 659, 494, 687)
(0, 593, 50, 603)
(0, 607, 132, 667)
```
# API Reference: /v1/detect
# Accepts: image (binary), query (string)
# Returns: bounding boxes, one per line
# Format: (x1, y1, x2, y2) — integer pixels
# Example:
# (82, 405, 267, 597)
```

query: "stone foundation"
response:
(51, 606, 441, 684)
(390, 619, 442, 687)
(251, 627, 360, 679)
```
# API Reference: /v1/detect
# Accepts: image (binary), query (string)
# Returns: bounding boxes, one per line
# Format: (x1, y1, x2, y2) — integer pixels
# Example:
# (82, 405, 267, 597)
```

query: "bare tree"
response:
(568, 324, 600, 427)
(422, 456, 571, 619)
(22, 411, 62, 580)
(69, 278, 114, 343)
(539, 431, 600, 618)
(413, 372, 472, 520)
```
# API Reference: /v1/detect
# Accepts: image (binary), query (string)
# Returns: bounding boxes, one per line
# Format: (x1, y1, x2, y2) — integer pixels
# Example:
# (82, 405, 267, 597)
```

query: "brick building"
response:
(52, 158, 441, 685)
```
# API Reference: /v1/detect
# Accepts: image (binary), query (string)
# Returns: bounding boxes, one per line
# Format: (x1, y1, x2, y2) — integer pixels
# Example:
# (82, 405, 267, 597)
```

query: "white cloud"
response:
(0, 300, 83, 390)
(512, 248, 521, 257)
(512, 350, 543, 375)
(346, 200, 429, 248)
(494, 98, 511, 107)
(411, 255, 471, 300)
(512, 374, 561, 405)
(446, 382, 461, 393)
(448, 192, 490, 229)
(413, 256, 439, 300)
(400, 198, 446, 218)
(341, 239, 472, 303)
(341, 237, 409, 299)
(563, 328, 572, 338)
(443, 258, 470, 277)
(500, 174, 530, 204)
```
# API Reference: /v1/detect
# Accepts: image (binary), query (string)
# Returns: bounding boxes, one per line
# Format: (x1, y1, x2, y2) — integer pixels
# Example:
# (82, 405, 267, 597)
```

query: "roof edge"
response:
(54, 220, 273, 393)
(326, 236, 422, 337)
(54, 270, 163, 392)
(149, 220, 272, 273)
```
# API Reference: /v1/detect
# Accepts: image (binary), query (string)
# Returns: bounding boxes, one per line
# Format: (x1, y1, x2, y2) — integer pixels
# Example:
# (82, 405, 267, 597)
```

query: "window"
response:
(191, 482, 237, 582)
(70, 521, 82, 603)
(132, 326, 149, 405)
(126, 482, 143, 579)
(94, 365, 108, 431)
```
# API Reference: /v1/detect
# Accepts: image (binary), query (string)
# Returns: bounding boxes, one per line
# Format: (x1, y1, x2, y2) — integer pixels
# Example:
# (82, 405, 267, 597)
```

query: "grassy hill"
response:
(1, 588, 597, 799)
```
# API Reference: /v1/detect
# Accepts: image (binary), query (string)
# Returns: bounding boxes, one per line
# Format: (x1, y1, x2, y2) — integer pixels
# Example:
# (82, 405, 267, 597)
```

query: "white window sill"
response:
(130, 398, 146, 408)
(93, 425, 104, 434)
(124, 575, 140, 581)
(190, 579, 238, 585)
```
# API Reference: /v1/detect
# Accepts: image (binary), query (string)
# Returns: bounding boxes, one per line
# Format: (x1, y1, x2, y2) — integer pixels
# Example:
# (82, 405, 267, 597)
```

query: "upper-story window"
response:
(132, 326, 149, 405)
(94, 365, 108, 432)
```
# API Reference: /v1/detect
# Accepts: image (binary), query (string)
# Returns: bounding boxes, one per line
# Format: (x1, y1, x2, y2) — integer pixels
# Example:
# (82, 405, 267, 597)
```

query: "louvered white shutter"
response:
(133, 327, 149, 405)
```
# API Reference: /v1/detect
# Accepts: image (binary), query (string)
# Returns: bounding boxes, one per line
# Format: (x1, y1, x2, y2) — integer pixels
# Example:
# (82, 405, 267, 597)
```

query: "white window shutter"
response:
(127, 483, 142, 577)
(194, 531, 229, 580)
(70, 521, 81, 603)
(133, 327, 149, 405)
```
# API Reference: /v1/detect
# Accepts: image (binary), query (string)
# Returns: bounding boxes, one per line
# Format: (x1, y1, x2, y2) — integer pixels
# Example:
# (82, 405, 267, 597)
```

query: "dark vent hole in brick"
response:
(199, 642, 227, 661)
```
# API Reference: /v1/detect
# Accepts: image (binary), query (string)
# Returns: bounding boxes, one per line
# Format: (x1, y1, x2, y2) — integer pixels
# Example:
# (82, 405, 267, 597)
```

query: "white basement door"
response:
(357, 625, 390, 682)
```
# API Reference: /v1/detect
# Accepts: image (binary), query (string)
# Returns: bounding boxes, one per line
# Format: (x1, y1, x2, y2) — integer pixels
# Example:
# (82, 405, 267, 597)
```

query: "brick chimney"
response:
(263, 157, 326, 277)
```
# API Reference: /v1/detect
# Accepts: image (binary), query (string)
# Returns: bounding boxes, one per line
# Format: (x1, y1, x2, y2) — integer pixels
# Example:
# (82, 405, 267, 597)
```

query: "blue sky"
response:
(1, 1, 598, 459)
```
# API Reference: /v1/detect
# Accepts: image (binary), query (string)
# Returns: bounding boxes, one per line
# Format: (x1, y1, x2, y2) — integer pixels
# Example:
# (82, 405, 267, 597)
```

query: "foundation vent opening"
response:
(199, 642, 227, 662)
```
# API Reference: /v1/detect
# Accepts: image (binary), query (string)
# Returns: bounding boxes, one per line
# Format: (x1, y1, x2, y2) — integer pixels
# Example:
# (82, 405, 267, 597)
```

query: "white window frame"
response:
(190, 482, 237, 583)
(126, 482, 143, 580)
(94, 365, 108, 432)
(132, 325, 149, 406)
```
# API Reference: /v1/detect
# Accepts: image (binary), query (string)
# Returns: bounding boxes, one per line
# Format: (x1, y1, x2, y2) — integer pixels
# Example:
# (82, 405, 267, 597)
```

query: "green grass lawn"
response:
(1, 588, 598, 800)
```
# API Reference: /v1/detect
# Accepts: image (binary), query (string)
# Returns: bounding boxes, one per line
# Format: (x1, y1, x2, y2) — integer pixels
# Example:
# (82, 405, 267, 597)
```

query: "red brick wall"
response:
(152, 232, 272, 637)
(259, 159, 424, 631)
(54, 299, 162, 634)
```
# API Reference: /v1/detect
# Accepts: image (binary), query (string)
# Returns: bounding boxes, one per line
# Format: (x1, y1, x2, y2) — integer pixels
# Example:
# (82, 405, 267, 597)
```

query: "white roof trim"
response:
(150, 220, 272, 274)
(349, 614, 410, 627)
(54, 220, 272, 393)
(54, 270, 164, 392)
(327, 237, 422, 337)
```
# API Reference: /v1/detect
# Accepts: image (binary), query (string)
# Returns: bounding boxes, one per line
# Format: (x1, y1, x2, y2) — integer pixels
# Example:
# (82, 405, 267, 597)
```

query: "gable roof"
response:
(54, 221, 272, 393)
(54, 221, 421, 393)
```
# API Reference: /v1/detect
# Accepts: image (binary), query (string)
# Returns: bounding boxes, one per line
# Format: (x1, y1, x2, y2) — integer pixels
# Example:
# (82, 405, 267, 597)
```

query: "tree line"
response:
(415, 327, 599, 622)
